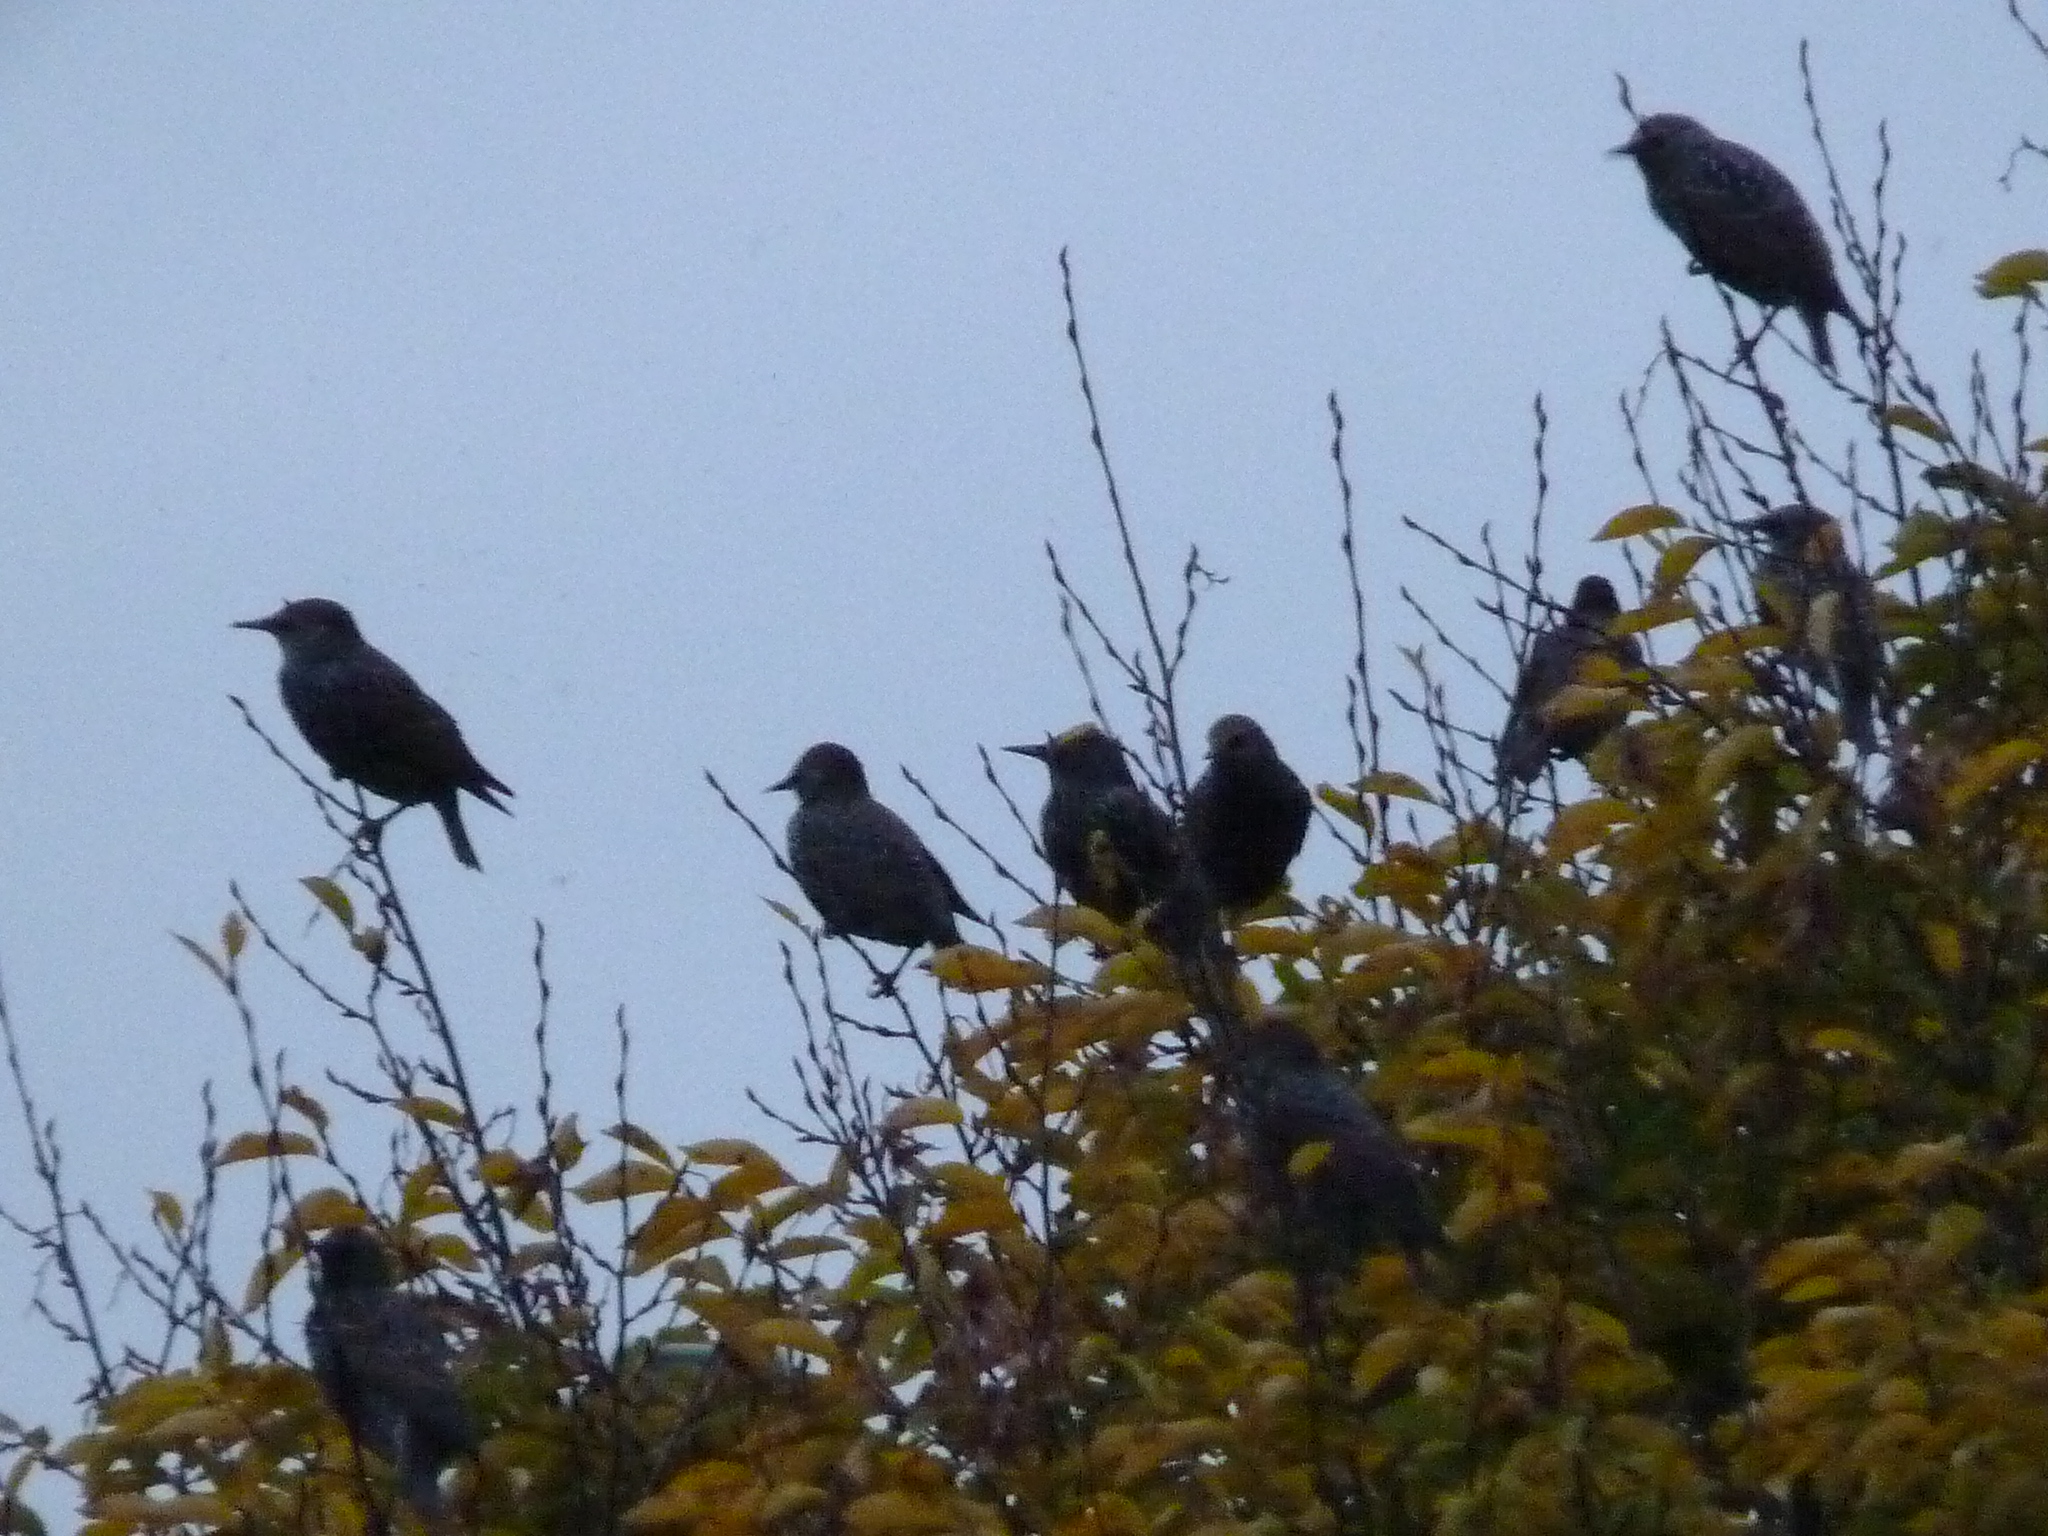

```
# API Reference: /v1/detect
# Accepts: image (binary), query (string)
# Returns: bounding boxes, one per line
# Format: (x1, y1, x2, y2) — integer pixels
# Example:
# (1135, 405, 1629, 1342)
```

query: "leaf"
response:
(1354, 770, 1437, 804)
(1879, 404, 1953, 444)
(1594, 504, 1684, 541)
(763, 897, 805, 928)
(288, 1187, 365, 1234)
(1014, 903, 1126, 950)
(300, 876, 355, 929)
(1287, 1140, 1335, 1179)
(685, 1138, 771, 1166)
(747, 1316, 838, 1361)
(1921, 921, 1965, 978)
(90, 1494, 231, 1527)
(1543, 683, 1631, 725)
(926, 1193, 1023, 1240)
(1316, 784, 1373, 833)
(710, 1157, 791, 1207)
(844, 1490, 960, 1535)
(1350, 1325, 1421, 1396)
(396, 1095, 465, 1129)
(149, 1191, 183, 1236)
(1694, 723, 1778, 797)
(882, 1097, 964, 1133)
(212, 1131, 319, 1166)
(927, 947, 1056, 992)
(1945, 738, 2041, 813)
(1804, 1028, 1896, 1067)
(146, 1406, 245, 1444)
(1761, 1233, 1869, 1292)
(278, 1086, 329, 1132)
(242, 1246, 299, 1310)
(1545, 797, 1635, 859)
(1652, 533, 1718, 592)
(573, 1161, 677, 1203)
(219, 911, 247, 962)
(605, 1121, 674, 1166)
(1976, 248, 2048, 299)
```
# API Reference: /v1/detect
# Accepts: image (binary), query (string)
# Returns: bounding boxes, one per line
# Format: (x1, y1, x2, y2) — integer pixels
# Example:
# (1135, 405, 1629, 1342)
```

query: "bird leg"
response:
(348, 805, 407, 861)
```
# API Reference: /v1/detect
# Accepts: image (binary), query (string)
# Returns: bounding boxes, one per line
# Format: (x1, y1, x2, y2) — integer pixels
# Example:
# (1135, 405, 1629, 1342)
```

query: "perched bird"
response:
(1182, 714, 1313, 912)
(1615, 112, 1860, 370)
(769, 742, 972, 954)
(1496, 576, 1644, 785)
(1740, 504, 1883, 752)
(1005, 724, 1178, 925)
(1229, 1018, 1439, 1275)
(235, 599, 512, 870)
(305, 1227, 478, 1519)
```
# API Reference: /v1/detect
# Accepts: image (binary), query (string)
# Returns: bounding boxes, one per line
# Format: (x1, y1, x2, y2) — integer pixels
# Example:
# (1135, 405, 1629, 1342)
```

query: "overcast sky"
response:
(0, 5, 2038, 1527)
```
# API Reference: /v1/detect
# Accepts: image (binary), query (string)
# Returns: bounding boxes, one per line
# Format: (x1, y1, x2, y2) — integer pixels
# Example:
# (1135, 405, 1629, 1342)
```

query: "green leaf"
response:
(300, 876, 355, 929)
(1594, 504, 1684, 541)
(1879, 404, 1952, 444)
(1976, 248, 2048, 299)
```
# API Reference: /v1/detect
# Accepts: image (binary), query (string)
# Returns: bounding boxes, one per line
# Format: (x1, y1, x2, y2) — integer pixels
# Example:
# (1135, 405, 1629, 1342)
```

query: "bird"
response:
(769, 742, 973, 955)
(1496, 576, 1644, 785)
(1227, 1017, 1440, 1276)
(1182, 714, 1313, 913)
(304, 1226, 478, 1520)
(235, 599, 512, 870)
(1739, 504, 1883, 752)
(1614, 112, 1861, 370)
(1005, 724, 1179, 925)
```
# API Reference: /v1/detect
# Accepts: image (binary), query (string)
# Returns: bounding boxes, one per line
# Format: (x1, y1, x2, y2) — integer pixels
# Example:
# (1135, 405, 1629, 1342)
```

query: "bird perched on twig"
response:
(1614, 112, 1861, 371)
(1182, 714, 1313, 913)
(1227, 1017, 1440, 1277)
(1006, 724, 1178, 925)
(1496, 576, 1644, 786)
(235, 599, 512, 870)
(1739, 504, 1884, 753)
(770, 742, 973, 958)
(305, 1226, 478, 1520)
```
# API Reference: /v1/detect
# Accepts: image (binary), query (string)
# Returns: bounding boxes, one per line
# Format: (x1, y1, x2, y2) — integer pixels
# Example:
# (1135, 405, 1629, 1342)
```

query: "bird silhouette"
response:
(1497, 576, 1643, 785)
(1006, 724, 1178, 925)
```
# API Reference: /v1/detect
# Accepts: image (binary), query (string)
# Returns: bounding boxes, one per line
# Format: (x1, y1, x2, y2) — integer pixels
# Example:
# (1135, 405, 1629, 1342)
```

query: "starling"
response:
(1740, 504, 1883, 752)
(1615, 112, 1860, 370)
(1005, 724, 1178, 925)
(236, 599, 512, 870)
(305, 1227, 478, 1518)
(1229, 1018, 1439, 1273)
(1182, 714, 1313, 912)
(1496, 576, 1644, 785)
(769, 742, 972, 953)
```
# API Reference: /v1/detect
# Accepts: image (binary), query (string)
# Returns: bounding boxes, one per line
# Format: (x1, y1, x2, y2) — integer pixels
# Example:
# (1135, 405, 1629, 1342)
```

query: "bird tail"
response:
(1802, 306, 1837, 371)
(434, 794, 483, 870)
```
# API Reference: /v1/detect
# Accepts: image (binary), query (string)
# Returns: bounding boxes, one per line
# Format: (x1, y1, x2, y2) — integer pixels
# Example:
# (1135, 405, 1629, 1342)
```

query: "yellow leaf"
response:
(845, 1490, 960, 1534)
(1014, 903, 1126, 949)
(1594, 503, 1685, 541)
(300, 876, 355, 929)
(1543, 683, 1631, 725)
(1234, 924, 1315, 958)
(1445, 1183, 1501, 1241)
(927, 946, 1056, 992)
(1946, 738, 2041, 814)
(477, 1149, 526, 1185)
(1879, 404, 1953, 444)
(927, 1193, 1023, 1239)
(1545, 796, 1635, 859)
(574, 1161, 677, 1203)
(1977, 248, 2048, 299)
(220, 911, 247, 961)
(1888, 1138, 1966, 1189)
(1354, 770, 1437, 804)
(1761, 1233, 1869, 1291)
(1653, 533, 1719, 591)
(149, 1192, 183, 1236)
(242, 1246, 300, 1311)
(630, 1195, 724, 1272)
(213, 1131, 318, 1166)
(550, 1115, 587, 1169)
(882, 1097, 964, 1132)
(1921, 921, 1965, 978)
(1350, 1325, 1420, 1396)
(279, 1086, 329, 1132)
(605, 1122, 674, 1166)
(1316, 784, 1373, 833)
(1694, 723, 1778, 797)
(397, 1095, 465, 1129)
(710, 1157, 791, 1207)
(1803, 1028, 1895, 1067)
(1287, 1140, 1335, 1179)
(290, 1188, 366, 1234)
(89, 1494, 230, 1527)
(684, 1138, 772, 1166)
(1611, 594, 1697, 633)
(747, 1316, 838, 1361)
(146, 1406, 245, 1444)
(761, 1485, 829, 1523)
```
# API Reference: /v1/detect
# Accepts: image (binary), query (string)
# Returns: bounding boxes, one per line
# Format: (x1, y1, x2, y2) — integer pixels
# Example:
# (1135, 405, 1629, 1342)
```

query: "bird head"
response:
(1612, 112, 1711, 167)
(1740, 503, 1839, 562)
(1004, 723, 1132, 786)
(1238, 1014, 1330, 1073)
(769, 741, 869, 803)
(233, 598, 364, 660)
(311, 1226, 396, 1294)
(1205, 713, 1274, 766)
(1568, 575, 1624, 624)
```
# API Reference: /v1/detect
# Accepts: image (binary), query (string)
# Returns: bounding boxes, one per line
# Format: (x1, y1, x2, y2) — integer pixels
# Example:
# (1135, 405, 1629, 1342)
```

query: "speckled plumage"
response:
(1231, 1019, 1439, 1273)
(305, 1227, 477, 1518)
(1616, 112, 1860, 370)
(1006, 724, 1178, 925)
(1183, 714, 1312, 912)
(1497, 576, 1643, 785)
(771, 742, 970, 951)
(1741, 504, 1883, 752)
(236, 598, 511, 869)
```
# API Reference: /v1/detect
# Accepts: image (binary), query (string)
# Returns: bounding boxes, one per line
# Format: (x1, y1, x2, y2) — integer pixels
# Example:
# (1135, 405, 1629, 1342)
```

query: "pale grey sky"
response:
(0, 6, 2038, 1528)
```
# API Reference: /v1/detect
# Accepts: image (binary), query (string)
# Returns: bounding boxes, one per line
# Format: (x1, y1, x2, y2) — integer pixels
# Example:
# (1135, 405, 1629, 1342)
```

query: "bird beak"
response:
(1610, 128, 1644, 158)
(232, 609, 286, 634)
(766, 773, 797, 794)
(1003, 743, 1049, 762)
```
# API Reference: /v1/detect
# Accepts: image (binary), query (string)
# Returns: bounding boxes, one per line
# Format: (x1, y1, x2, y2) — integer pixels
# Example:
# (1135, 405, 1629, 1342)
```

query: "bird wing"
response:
(1669, 141, 1843, 312)
(286, 648, 498, 805)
